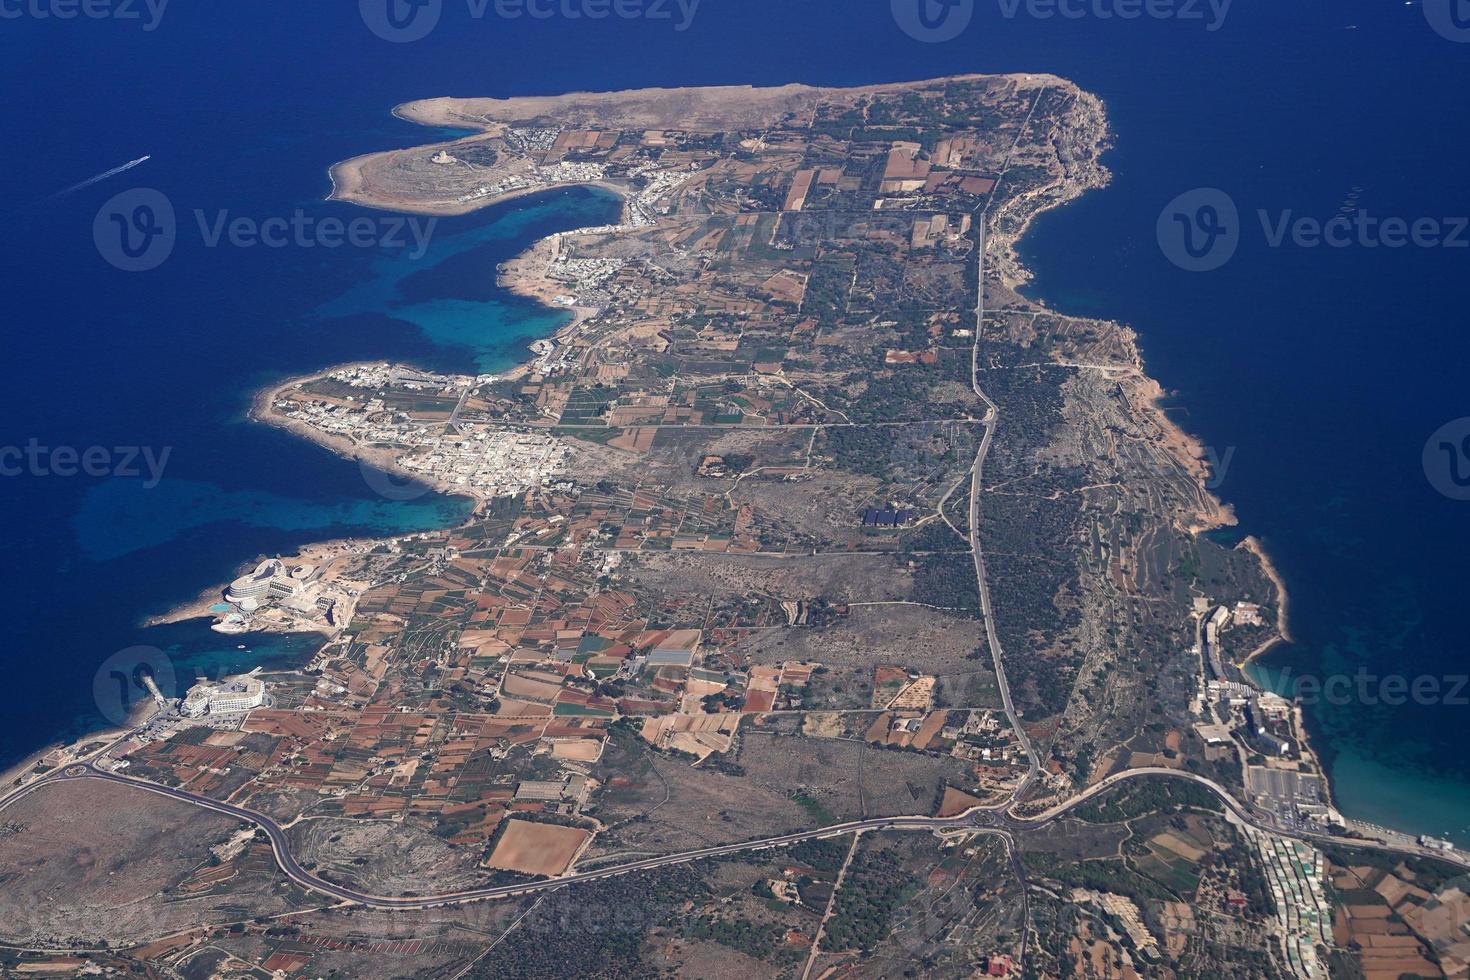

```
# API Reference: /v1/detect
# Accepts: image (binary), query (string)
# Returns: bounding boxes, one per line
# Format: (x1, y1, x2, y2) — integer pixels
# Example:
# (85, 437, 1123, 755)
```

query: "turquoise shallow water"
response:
(73, 476, 472, 562)
(325, 294, 568, 372)
(4, 1, 1467, 849)
(1324, 749, 1470, 846)
(0, 177, 620, 771)
(317, 189, 614, 371)
(50, 626, 328, 750)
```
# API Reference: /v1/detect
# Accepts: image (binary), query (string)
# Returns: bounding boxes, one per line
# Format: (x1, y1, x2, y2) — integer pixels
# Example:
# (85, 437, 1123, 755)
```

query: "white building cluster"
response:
(624, 162, 698, 226)
(214, 557, 348, 635)
(395, 428, 572, 496)
(502, 128, 559, 153)
(275, 366, 573, 499)
(181, 671, 267, 719)
(225, 559, 306, 609)
(1249, 829, 1331, 979)
(458, 160, 608, 204)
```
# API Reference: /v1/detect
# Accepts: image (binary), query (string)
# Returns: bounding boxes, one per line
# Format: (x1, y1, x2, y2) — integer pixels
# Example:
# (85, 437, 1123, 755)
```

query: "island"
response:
(2, 74, 1466, 980)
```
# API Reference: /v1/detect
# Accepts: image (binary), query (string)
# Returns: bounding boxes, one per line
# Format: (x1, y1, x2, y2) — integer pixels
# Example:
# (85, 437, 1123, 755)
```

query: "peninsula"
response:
(3, 74, 1465, 980)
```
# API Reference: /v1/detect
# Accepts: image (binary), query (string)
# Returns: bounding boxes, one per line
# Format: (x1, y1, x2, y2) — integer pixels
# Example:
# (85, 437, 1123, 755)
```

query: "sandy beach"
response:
(0, 701, 156, 792)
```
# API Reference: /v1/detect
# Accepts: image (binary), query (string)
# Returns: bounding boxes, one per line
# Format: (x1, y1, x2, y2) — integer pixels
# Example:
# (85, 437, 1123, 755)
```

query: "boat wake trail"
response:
(47, 155, 152, 201)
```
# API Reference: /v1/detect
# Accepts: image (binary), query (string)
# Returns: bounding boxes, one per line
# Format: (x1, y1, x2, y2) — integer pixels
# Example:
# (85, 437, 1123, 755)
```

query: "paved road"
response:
(16, 765, 990, 910)
(4, 759, 1462, 915)
(1005, 766, 1470, 873)
(4, 88, 1462, 919)
(964, 93, 1047, 801)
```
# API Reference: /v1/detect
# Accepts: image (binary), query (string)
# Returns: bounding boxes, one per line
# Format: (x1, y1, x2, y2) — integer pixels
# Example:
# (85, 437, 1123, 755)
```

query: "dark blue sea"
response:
(1, 1, 1466, 844)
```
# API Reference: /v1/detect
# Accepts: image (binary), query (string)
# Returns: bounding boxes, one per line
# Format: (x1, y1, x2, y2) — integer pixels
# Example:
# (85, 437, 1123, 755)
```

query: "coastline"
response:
(142, 529, 389, 635)
(979, 84, 1314, 801)
(141, 581, 233, 629)
(986, 91, 1330, 821)
(0, 742, 66, 790)
(147, 181, 635, 641)
(978, 82, 1290, 656)
(491, 208, 623, 382)
(64, 73, 1324, 840)
(984, 98, 1238, 541)
(1, 699, 155, 793)
(330, 74, 1071, 218)
(334, 74, 1303, 768)
(1241, 534, 1296, 658)
(248, 365, 489, 505)
(328, 150, 616, 217)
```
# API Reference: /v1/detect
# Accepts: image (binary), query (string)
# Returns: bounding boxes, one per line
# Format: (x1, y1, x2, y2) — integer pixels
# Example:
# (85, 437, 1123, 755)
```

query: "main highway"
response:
(0, 762, 1012, 910)
(0, 88, 1048, 935)
(3, 89, 1463, 924)
(3, 757, 1460, 914)
(964, 89, 1046, 801)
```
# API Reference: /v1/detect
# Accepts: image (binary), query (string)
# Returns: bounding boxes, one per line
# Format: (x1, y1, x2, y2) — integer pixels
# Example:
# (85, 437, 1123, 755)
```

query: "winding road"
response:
(4, 90, 1465, 959)
(0, 763, 1004, 909)
(3, 758, 1458, 914)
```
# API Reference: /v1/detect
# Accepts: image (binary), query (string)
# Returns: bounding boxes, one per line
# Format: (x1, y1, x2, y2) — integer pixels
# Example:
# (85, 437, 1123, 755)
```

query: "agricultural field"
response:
(485, 820, 591, 877)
